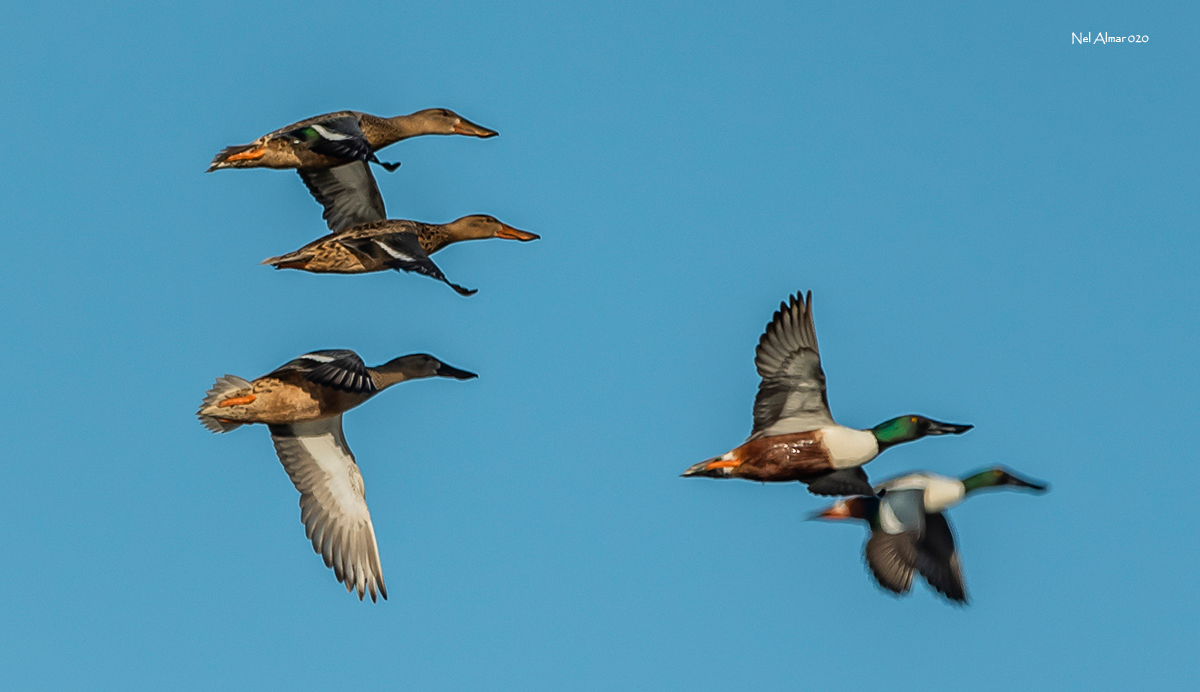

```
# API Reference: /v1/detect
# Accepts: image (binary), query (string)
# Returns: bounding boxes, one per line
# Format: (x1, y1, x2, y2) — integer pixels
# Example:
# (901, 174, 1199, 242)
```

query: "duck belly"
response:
(818, 426, 879, 469)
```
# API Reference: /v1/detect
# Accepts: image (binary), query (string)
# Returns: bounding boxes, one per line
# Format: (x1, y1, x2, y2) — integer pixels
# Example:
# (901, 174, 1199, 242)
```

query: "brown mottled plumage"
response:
(196, 350, 477, 602)
(259, 215, 538, 296)
(207, 108, 497, 172)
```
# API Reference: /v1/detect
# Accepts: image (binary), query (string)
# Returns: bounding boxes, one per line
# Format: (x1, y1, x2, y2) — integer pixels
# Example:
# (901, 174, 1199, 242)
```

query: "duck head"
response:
(372, 354, 478, 388)
(962, 466, 1049, 494)
(398, 108, 499, 138)
(445, 215, 541, 242)
(871, 415, 973, 450)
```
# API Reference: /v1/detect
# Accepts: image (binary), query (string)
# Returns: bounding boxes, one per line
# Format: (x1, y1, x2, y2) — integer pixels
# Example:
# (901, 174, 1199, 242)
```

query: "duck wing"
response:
(914, 512, 968, 603)
(749, 291, 834, 440)
(863, 488, 926, 595)
(269, 415, 387, 602)
(864, 532, 918, 595)
(340, 234, 477, 296)
(269, 349, 377, 394)
(278, 115, 375, 164)
(298, 162, 387, 232)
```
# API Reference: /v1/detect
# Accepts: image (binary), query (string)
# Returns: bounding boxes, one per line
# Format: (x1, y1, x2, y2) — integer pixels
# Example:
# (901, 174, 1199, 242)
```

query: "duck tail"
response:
(197, 375, 253, 433)
(261, 249, 308, 270)
(680, 452, 741, 478)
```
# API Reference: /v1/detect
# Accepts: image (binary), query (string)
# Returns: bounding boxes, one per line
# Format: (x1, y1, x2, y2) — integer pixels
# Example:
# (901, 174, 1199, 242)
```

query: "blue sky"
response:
(1, 1, 1196, 690)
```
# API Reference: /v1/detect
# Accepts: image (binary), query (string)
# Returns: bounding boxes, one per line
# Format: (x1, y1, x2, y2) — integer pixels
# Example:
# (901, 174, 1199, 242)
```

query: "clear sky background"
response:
(1, 1, 1196, 690)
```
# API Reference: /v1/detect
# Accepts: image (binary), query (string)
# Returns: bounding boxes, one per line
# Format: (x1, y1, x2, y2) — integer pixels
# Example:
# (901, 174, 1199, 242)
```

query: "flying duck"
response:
(812, 467, 1048, 603)
(196, 349, 478, 601)
(260, 215, 539, 296)
(208, 108, 497, 172)
(681, 291, 973, 496)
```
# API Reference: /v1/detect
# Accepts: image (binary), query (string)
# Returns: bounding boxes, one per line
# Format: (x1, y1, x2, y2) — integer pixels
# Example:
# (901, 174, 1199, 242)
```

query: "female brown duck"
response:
(260, 215, 540, 296)
(197, 349, 477, 602)
(207, 108, 497, 172)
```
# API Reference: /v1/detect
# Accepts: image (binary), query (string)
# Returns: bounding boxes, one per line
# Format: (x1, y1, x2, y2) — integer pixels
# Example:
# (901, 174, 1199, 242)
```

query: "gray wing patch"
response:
(268, 416, 387, 602)
(298, 162, 387, 232)
(877, 488, 927, 535)
(750, 291, 834, 440)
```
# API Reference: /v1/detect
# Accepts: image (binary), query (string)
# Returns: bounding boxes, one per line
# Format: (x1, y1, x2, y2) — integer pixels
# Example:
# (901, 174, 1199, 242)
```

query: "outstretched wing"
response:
(269, 349, 376, 394)
(863, 488, 926, 596)
(298, 162, 387, 232)
(749, 291, 834, 440)
(864, 532, 918, 595)
(268, 416, 387, 602)
(914, 512, 968, 603)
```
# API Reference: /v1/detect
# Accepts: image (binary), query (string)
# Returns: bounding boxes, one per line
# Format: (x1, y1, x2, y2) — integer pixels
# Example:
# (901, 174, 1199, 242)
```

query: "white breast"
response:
(922, 476, 966, 513)
(819, 426, 880, 469)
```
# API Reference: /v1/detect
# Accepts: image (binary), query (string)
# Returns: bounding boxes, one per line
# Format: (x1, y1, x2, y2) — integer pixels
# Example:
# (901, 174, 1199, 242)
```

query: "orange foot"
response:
(226, 146, 266, 162)
(218, 394, 256, 407)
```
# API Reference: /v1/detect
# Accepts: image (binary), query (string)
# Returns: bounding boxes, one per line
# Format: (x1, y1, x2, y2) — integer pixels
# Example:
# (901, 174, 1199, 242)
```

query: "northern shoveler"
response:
(812, 467, 1048, 603)
(681, 291, 973, 496)
(207, 108, 497, 172)
(196, 349, 477, 601)
(259, 215, 539, 296)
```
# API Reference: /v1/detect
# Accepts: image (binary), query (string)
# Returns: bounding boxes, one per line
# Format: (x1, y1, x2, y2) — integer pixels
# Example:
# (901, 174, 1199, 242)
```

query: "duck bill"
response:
(495, 225, 540, 241)
(1006, 471, 1049, 492)
(436, 362, 478, 380)
(926, 420, 974, 435)
(453, 118, 499, 138)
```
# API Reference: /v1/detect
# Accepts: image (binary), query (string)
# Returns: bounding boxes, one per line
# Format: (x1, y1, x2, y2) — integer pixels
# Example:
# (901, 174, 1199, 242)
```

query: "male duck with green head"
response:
(681, 291, 973, 496)
(812, 467, 1048, 603)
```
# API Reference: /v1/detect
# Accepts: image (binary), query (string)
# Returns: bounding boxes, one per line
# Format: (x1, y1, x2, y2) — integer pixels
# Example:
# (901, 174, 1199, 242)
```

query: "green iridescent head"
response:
(871, 415, 974, 449)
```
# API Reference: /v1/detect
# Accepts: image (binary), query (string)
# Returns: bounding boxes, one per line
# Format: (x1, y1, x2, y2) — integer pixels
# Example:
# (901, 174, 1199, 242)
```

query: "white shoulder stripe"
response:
(374, 240, 416, 261)
(300, 353, 335, 362)
(310, 123, 352, 141)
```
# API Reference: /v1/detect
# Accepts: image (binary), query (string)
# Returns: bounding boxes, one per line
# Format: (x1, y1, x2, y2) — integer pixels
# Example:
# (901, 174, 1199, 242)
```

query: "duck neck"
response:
(367, 363, 412, 390)
(961, 471, 999, 495)
(374, 111, 445, 147)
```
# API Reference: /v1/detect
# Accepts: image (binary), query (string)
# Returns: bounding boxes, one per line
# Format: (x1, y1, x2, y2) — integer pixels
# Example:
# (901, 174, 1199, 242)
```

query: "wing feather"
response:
(268, 349, 376, 394)
(864, 532, 918, 595)
(298, 162, 387, 232)
(914, 512, 968, 603)
(269, 416, 388, 602)
(750, 291, 834, 439)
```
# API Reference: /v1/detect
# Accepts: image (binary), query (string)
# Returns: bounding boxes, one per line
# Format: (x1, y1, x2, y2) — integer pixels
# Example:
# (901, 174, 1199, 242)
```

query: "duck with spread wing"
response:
(681, 291, 973, 496)
(197, 349, 477, 601)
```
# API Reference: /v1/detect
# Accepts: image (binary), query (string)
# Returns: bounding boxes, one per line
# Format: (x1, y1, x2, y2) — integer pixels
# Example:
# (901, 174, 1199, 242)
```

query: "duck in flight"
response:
(207, 108, 497, 172)
(196, 349, 477, 601)
(260, 215, 540, 296)
(812, 467, 1048, 603)
(681, 291, 973, 496)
